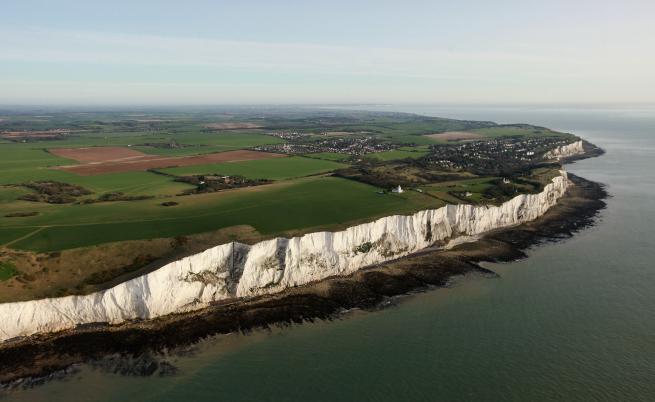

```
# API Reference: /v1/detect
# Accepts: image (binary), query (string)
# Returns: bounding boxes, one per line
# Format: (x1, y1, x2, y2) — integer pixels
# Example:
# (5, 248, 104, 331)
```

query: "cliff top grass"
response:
(418, 166, 559, 205)
(0, 176, 439, 252)
(158, 156, 346, 180)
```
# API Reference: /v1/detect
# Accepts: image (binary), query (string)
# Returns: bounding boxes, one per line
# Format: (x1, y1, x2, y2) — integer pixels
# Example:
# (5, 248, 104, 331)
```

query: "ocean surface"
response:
(4, 105, 655, 402)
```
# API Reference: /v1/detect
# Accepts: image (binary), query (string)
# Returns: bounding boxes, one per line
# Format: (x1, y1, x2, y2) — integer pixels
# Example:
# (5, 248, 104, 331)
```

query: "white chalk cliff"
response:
(0, 171, 571, 343)
(544, 140, 584, 160)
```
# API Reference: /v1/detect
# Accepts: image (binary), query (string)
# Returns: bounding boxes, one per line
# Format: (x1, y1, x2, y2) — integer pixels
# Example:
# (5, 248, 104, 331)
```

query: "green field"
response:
(421, 177, 498, 203)
(133, 131, 283, 156)
(470, 126, 567, 138)
(61, 171, 194, 196)
(159, 156, 347, 180)
(0, 227, 37, 246)
(303, 152, 352, 162)
(0, 177, 438, 251)
(2, 130, 282, 156)
(0, 156, 194, 197)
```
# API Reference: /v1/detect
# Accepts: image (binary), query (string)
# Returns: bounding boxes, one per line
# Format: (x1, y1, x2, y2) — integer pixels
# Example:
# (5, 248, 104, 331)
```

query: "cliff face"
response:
(0, 171, 570, 343)
(544, 140, 584, 160)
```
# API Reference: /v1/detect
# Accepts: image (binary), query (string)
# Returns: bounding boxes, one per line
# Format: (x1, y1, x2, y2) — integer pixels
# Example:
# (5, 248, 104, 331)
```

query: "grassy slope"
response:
(0, 227, 36, 245)
(132, 131, 283, 156)
(159, 156, 347, 180)
(7, 130, 282, 152)
(0, 261, 18, 281)
(303, 152, 352, 162)
(421, 177, 498, 203)
(0, 147, 194, 196)
(470, 126, 569, 138)
(420, 126, 572, 145)
(2, 177, 438, 251)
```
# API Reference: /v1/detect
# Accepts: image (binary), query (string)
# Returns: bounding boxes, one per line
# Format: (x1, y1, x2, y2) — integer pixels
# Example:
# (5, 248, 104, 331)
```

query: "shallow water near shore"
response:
(4, 105, 655, 402)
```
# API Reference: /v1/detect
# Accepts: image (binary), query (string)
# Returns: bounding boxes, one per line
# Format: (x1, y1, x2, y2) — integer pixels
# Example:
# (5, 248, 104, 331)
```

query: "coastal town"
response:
(253, 134, 397, 156)
(425, 135, 575, 175)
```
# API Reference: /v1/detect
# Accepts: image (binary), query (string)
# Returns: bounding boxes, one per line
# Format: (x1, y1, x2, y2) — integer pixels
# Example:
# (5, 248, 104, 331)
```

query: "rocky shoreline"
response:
(0, 169, 608, 389)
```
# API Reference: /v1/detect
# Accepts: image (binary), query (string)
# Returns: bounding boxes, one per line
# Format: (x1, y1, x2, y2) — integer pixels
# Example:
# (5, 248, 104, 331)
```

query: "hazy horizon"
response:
(2, 0, 654, 105)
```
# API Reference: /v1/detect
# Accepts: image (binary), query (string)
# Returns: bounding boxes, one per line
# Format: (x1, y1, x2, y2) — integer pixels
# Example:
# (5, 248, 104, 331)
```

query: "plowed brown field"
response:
(425, 131, 484, 141)
(51, 147, 286, 176)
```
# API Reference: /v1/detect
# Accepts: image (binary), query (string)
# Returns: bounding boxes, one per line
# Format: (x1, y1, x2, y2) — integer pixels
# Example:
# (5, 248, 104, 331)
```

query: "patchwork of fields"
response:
(55, 148, 285, 175)
(158, 156, 346, 180)
(0, 121, 435, 251)
(0, 113, 572, 253)
(0, 109, 576, 299)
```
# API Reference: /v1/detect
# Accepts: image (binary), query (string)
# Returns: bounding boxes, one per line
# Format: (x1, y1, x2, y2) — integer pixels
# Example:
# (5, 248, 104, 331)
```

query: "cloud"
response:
(0, 27, 653, 104)
(0, 28, 589, 81)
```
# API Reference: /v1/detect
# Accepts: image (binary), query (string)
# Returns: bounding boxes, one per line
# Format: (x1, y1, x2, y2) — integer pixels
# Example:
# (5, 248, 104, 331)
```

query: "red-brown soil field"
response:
(203, 123, 263, 130)
(51, 147, 286, 176)
(50, 146, 151, 164)
(425, 131, 485, 141)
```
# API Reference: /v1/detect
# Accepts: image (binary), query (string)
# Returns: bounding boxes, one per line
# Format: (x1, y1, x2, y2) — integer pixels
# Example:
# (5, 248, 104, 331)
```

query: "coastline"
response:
(0, 169, 572, 342)
(0, 170, 607, 387)
(0, 142, 607, 387)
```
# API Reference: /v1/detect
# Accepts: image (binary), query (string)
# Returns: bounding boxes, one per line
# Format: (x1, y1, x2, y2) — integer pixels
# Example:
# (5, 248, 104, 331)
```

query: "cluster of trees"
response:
(18, 181, 91, 204)
(176, 174, 271, 195)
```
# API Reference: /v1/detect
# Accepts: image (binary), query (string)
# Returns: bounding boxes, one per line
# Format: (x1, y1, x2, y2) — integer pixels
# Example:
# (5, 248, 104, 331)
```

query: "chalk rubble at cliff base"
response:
(0, 171, 571, 343)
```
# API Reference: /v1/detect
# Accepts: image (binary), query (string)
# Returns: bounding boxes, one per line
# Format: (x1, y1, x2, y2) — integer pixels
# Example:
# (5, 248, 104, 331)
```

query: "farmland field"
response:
(2, 176, 438, 251)
(425, 131, 485, 142)
(421, 177, 498, 203)
(159, 156, 347, 180)
(133, 131, 283, 156)
(469, 125, 567, 138)
(303, 152, 352, 162)
(56, 149, 285, 175)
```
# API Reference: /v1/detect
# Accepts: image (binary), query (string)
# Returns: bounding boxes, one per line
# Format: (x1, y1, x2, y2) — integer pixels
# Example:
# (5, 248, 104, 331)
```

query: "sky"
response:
(1, 0, 654, 105)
